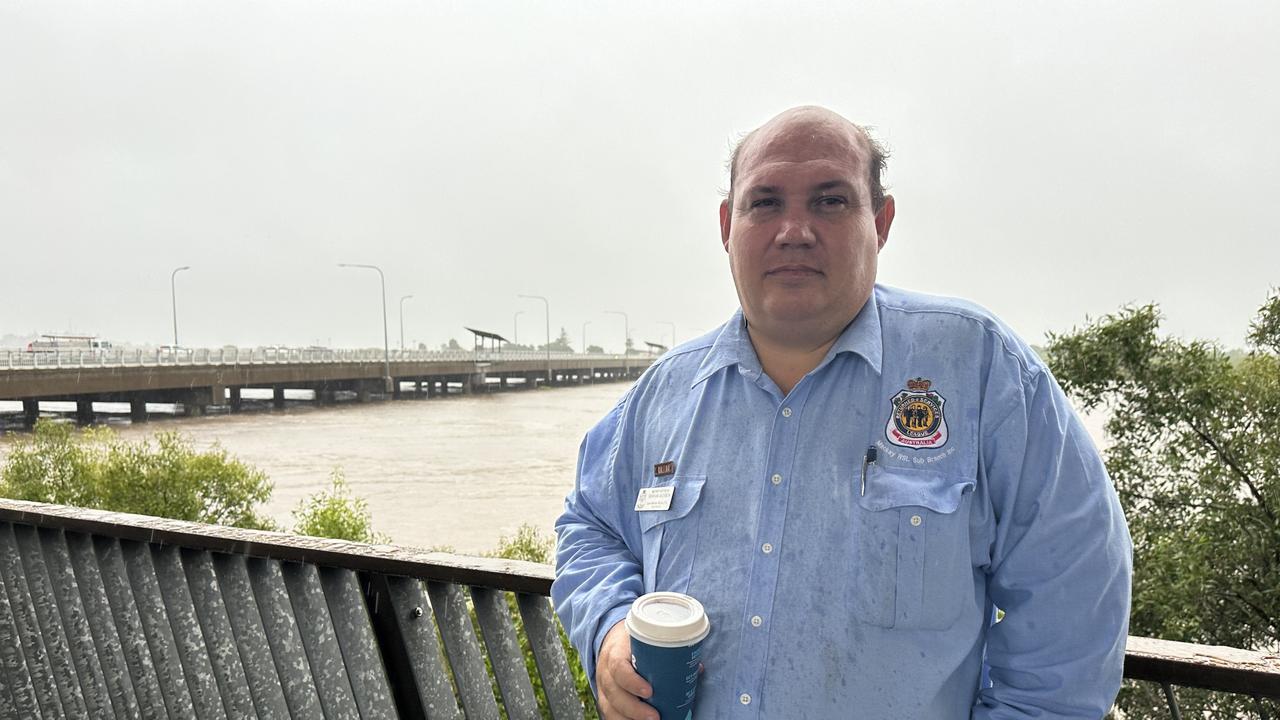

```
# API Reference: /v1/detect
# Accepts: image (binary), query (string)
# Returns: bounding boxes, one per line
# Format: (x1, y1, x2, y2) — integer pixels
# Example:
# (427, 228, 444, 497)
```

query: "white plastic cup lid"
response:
(626, 592, 710, 647)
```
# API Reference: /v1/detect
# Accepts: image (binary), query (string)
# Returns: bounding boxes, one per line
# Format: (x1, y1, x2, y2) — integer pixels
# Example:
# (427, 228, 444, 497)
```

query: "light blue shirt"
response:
(553, 285, 1132, 719)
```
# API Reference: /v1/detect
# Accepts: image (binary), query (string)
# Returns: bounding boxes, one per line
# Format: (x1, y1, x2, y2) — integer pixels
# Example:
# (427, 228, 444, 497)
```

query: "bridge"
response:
(0, 347, 654, 428)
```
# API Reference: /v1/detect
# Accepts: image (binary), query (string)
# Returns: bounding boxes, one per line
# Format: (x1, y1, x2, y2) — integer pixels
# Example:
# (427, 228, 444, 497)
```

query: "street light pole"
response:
(660, 321, 676, 350)
(605, 310, 629, 375)
(338, 263, 392, 392)
(582, 320, 591, 354)
(513, 310, 524, 346)
(399, 295, 414, 351)
(518, 294, 551, 385)
(170, 265, 190, 348)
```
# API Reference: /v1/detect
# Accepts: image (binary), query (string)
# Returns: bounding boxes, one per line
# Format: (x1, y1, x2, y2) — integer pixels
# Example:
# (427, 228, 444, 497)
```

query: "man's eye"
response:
(749, 198, 779, 208)
(816, 196, 848, 208)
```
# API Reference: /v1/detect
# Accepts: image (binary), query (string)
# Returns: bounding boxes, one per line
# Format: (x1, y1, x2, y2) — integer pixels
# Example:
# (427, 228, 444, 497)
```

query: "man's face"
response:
(719, 116, 894, 345)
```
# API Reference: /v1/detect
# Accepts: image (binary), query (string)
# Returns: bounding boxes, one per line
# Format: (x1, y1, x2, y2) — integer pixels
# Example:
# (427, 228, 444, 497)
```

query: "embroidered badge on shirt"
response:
(885, 377, 949, 449)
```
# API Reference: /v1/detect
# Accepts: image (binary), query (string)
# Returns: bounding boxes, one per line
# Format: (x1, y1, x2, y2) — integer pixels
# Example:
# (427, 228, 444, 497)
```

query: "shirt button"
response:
(911, 514, 923, 526)
(751, 615, 763, 627)
(781, 407, 792, 418)
(771, 473, 782, 485)
(761, 542, 773, 554)
(740, 693, 752, 705)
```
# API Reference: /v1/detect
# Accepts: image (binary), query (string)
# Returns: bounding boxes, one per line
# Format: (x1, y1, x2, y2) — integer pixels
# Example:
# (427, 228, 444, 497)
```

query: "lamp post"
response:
(170, 266, 190, 348)
(338, 263, 391, 392)
(605, 310, 629, 375)
(518, 295, 551, 385)
(513, 310, 524, 346)
(659, 321, 676, 350)
(582, 320, 591, 354)
(399, 295, 414, 351)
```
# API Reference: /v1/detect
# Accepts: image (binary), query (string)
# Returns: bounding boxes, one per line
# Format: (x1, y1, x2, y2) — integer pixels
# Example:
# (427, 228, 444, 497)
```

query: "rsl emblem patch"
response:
(885, 377, 949, 449)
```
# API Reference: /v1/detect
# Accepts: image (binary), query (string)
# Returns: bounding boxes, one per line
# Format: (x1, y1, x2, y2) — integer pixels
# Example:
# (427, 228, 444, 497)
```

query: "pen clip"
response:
(860, 446, 877, 496)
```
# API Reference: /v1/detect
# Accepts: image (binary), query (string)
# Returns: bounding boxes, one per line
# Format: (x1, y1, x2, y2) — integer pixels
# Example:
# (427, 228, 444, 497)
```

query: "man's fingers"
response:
(608, 656, 653, 699)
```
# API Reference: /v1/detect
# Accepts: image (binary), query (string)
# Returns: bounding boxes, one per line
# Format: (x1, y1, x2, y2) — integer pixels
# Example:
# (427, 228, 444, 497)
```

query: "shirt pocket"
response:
(637, 475, 707, 595)
(852, 467, 975, 630)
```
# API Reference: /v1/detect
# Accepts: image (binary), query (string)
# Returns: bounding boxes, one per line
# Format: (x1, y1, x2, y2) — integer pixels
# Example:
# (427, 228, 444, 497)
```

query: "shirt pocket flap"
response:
(637, 475, 707, 533)
(858, 467, 974, 514)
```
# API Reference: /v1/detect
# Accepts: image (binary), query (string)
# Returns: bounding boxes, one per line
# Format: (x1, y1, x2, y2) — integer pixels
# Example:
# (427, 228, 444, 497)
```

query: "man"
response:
(553, 106, 1131, 719)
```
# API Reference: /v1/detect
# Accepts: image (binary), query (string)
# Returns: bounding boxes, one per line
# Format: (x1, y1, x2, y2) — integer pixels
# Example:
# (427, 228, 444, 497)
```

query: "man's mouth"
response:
(766, 265, 821, 277)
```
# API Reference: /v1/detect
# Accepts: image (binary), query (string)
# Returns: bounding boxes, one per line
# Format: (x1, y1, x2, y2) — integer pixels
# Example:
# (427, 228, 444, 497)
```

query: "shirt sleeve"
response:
(551, 392, 645, 694)
(973, 364, 1133, 719)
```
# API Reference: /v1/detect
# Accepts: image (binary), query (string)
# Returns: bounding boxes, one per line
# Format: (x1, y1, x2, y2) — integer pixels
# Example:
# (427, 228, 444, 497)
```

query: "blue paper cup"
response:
(626, 592, 711, 720)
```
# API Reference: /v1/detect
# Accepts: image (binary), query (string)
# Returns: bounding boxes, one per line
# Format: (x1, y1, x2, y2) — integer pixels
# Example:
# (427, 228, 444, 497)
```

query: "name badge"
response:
(634, 486, 675, 512)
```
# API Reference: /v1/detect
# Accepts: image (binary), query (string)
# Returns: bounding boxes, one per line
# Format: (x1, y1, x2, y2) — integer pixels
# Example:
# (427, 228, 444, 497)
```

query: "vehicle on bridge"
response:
(25, 334, 113, 353)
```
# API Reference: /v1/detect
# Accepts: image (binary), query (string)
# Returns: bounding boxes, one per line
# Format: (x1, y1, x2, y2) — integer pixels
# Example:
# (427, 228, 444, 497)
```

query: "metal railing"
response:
(2, 499, 1275, 718)
(1, 347, 639, 370)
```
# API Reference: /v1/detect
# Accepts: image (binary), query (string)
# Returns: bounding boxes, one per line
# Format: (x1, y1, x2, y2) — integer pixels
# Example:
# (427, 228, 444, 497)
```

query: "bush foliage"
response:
(1, 420, 274, 529)
(292, 468, 388, 543)
(1047, 290, 1280, 719)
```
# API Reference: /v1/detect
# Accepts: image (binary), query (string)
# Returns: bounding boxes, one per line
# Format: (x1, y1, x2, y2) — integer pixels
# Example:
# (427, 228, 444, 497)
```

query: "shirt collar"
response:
(691, 287, 884, 388)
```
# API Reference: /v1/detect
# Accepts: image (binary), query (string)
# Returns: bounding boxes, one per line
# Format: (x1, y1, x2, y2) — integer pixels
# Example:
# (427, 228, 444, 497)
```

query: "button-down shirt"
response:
(553, 285, 1132, 719)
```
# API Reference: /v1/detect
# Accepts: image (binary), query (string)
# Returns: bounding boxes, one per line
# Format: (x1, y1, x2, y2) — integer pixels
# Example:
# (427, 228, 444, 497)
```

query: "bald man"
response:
(553, 107, 1131, 719)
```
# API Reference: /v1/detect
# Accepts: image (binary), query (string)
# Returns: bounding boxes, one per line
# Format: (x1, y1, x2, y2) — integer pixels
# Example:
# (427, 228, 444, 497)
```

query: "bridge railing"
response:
(0, 347, 646, 370)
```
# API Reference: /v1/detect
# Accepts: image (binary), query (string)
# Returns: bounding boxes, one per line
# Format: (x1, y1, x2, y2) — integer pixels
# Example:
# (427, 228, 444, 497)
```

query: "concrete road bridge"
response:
(0, 347, 653, 428)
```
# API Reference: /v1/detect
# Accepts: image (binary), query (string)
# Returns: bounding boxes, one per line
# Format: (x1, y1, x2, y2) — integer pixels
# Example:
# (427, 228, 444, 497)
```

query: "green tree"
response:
(1045, 291, 1280, 719)
(292, 468, 388, 543)
(1, 420, 274, 529)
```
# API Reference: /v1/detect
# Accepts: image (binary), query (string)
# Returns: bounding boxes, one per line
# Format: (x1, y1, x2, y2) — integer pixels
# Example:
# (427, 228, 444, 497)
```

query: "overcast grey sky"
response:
(2, 0, 1276, 353)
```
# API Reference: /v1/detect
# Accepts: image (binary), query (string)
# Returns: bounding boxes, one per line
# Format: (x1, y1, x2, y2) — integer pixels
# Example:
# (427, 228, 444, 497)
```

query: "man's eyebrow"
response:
(813, 180, 855, 192)
(744, 185, 779, 195)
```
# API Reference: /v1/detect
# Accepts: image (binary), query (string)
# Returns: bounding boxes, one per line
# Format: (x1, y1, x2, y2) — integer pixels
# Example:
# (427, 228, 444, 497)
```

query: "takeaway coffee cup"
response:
(626, 592, 711, 720)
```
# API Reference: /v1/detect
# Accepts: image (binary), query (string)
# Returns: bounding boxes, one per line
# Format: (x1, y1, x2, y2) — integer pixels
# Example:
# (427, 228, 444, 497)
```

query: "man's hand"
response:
(596, 620, 657, 720)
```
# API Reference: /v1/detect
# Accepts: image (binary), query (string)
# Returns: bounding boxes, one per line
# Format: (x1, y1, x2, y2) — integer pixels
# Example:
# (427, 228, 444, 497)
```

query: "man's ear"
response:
(875, 195, 895, 251)
(719, 199, 732, 252)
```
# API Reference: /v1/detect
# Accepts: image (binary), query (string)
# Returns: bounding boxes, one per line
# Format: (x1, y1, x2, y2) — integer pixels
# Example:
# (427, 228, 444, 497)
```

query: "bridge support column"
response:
(130, 399, 147, 424)
(315, 386, 336, 406)
(500, 375, 509, 389)
(229, 387, 243, 413)
(392, 379, 402, 400)
(273, 385, 286, 409)
(76, 400, 95, 425)
(22, 400, 39, 429)
(424, 380, 435, 398)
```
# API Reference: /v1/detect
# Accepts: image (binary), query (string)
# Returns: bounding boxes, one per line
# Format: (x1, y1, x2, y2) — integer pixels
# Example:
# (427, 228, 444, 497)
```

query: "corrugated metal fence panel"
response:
(35, 527, 113, 718)
(181, 549, 257, 718)
(281, 560, 362, 719)
(472, 586, 540, 720)
(1, 523, 65, 718)
(517, 592, 588, 720)
(428, 579, 502, 720)
(246, 557, 326, 718)
(0, 510, 590, 720)
(95, 535, 169, 720)
(210, 552, 293, 718)
(0, 548, 41, 718)
(66, 531, 140, 717)
(319, 566, 399, 719)
(383, 575, 465, 720)
(121, 538, 197, 717)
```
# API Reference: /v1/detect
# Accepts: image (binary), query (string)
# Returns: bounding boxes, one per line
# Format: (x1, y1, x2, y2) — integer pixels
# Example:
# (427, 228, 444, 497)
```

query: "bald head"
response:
(728, 106, 889, 212)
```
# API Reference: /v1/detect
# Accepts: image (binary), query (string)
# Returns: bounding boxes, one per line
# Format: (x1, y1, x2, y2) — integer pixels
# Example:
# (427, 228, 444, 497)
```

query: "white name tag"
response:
(634, 486, 675, 512)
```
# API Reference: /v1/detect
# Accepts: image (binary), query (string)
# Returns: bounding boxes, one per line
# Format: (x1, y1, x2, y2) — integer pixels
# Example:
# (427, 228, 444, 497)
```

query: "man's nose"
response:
(774, 215, 817, 247)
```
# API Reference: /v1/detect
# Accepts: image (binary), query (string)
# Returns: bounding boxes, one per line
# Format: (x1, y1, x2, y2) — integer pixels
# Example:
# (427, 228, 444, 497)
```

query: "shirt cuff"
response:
(593, 604, 634, 668)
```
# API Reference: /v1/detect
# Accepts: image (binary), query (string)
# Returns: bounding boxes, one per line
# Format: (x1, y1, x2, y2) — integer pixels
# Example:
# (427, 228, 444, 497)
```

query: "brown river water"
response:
(0, 382, 1108, 555)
